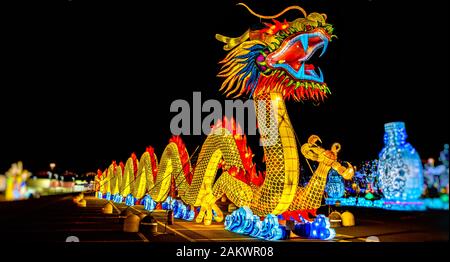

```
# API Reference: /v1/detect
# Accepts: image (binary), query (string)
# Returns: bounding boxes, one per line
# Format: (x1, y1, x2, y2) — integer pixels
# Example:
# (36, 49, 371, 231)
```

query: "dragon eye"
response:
(255, 52, 272, 75)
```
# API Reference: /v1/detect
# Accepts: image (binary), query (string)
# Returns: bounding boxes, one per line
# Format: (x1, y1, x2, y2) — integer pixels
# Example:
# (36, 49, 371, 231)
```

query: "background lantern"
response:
(377, 122, 424, 201)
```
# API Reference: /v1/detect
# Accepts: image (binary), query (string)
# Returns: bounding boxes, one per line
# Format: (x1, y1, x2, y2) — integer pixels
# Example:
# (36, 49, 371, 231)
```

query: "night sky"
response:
(0, 0, 448, 175)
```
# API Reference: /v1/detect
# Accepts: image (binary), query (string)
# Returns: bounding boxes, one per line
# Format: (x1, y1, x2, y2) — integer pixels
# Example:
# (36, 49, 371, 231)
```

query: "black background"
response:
(0, 0, 448, 175)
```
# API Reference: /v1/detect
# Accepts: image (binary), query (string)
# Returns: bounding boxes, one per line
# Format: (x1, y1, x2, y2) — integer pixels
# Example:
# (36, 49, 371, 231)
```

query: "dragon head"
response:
(216, 4, 334, 101)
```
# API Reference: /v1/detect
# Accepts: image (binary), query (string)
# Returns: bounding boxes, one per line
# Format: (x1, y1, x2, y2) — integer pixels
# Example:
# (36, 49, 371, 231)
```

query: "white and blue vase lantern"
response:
(377, 122, 424, 201)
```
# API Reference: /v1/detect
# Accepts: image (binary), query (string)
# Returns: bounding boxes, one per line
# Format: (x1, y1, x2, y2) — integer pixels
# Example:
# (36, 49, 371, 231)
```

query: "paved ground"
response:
(0, 193, 447, 243)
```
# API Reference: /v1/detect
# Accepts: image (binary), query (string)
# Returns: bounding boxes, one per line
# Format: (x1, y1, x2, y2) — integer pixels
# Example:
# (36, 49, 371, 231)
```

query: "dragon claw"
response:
(195, 202, 224, 225)
(331, 143, 341, 153)
(331, 161, 355, 180)
(308, 135, 322, 146)
(340, 161, 354, 180)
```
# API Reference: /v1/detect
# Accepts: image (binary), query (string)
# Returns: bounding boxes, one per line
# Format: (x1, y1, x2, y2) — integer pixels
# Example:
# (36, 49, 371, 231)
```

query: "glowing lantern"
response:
(326, 169, 345, 199)
(377, 122, 424, 201)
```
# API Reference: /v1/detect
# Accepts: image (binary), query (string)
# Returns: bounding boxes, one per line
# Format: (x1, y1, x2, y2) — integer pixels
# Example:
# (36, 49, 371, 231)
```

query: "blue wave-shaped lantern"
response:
(141, 195, 157, 211)
(105, 192, 112, 200)
(97, 192, 103, 199)
(159, 197, 194, 221)
(292, 214, 335, 240)
(125, 193, 135, 206)
(173, 200, 195, 221)
(224, 207, 288, 241)
(113, 193, 123, 203)
(161, 196, 175, 210)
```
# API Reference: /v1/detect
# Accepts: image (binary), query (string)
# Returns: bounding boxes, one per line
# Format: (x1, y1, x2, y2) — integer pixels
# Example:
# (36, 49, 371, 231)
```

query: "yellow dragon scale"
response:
(98, 92, 341, 219)
(96, 5, 355, 225)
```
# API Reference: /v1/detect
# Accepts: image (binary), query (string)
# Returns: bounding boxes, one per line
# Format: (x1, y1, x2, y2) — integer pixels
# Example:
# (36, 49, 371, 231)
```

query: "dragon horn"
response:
(307, 134, 322, 145)
(301, 136, 324, 161)
(215, 30, 250, 51)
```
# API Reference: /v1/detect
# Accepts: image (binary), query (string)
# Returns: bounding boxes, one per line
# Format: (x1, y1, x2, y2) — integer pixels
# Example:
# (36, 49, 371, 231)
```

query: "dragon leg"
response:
(288, 137, 354, 219)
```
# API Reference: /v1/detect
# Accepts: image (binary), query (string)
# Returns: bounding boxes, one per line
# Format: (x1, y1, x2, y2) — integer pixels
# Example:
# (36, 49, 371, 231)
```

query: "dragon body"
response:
(96, 4, 354, 225)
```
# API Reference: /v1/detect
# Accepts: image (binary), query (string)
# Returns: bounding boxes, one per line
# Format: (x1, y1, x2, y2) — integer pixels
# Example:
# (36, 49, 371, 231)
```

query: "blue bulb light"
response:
(292, 214, 335, 240)
(326, 197, 431, 211)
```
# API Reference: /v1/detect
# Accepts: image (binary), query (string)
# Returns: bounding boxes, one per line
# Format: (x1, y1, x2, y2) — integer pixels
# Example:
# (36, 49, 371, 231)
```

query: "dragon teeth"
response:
(299, 34, 309, 53)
